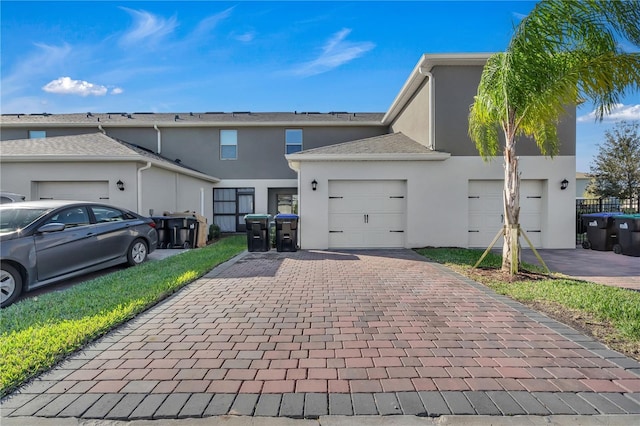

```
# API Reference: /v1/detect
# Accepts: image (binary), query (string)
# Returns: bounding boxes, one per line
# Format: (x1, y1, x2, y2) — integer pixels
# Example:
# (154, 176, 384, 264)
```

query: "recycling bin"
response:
(244, 214, 271, 252)
(580, 212, 623, 251)
(275, 213, 299, 252)
(151, 217, 170, 249)
(613, 214, 640, 256)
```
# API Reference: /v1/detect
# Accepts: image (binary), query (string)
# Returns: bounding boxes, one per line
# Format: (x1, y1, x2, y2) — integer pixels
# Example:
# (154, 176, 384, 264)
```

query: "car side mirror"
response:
(38, 223, 66, 233)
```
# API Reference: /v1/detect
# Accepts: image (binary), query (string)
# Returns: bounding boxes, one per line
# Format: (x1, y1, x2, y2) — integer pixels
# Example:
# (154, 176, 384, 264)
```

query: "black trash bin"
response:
(275, 213, 299, 252)
(581, 212, 622, 251)
(151, 217, 170, 249)
(166, 217, 191, 249)
(613, 214, 640, 257)
(244, 214, 271, 252)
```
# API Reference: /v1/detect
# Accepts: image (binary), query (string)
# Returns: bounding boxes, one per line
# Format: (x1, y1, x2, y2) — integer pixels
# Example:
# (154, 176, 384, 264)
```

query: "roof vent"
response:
(174, 115, 180, 121)
(87, 112, 93, 118)
(189, 112, 194, 116)
(127, 114, 133, 119)
(175, 158, 181, 164)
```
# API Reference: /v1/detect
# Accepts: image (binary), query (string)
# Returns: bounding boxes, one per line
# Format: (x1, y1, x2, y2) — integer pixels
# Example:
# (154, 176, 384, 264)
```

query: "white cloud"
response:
(110, 87, 124, 95)
(1, 43, 72, 97)
(291, 29, 375, 77)
(192, 7, 234, 38)
(42, 77, 109, 96)
(119, 8, 178, 46)
(234, 31, 256, 43)
(577, 103, 640, 122)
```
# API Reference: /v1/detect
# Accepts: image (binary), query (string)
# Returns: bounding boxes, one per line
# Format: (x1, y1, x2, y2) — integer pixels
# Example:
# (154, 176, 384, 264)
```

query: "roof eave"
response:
(285, 152, 451, 162)
(1, 155, 221, 183)
(382, 53, 493, 125)
(0, 120, 386, 128)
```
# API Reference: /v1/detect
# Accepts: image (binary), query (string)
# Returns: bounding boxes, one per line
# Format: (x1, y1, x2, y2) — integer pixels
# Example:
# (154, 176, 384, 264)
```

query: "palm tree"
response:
(469, 0, 640, 274)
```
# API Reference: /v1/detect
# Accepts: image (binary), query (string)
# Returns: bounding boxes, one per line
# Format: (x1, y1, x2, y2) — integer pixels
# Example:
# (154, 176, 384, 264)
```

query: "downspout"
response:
(418, 67, 435, 150)
(98, 125, 106, 135)
(137, 162, 152, 214)
(154, 125, 162, 154)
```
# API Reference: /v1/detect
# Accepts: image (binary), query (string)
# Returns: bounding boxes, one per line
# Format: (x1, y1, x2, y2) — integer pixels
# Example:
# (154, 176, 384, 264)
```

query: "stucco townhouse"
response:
(0, 53, 577, 250)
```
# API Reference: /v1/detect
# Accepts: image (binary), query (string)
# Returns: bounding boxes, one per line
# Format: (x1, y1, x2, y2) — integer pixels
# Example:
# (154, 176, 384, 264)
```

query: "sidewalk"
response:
(2, 249, 640, 422)
(521, 248, 640, 291)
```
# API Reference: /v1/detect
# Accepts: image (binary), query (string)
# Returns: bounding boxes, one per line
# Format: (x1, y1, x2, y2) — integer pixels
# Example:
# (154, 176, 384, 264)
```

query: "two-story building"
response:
(0, 53, 576, 249)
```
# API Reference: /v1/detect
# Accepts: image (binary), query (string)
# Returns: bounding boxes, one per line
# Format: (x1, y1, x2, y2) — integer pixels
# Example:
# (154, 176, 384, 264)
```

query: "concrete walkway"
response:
(2, 249, 640, 422)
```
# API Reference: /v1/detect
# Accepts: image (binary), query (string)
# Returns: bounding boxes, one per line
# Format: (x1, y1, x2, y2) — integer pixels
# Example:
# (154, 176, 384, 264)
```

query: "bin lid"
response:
(614, 213, 640, 219)
(581, 212, 624, 218)
(275, 213, 299, 220)
(244, 214, 271, 220)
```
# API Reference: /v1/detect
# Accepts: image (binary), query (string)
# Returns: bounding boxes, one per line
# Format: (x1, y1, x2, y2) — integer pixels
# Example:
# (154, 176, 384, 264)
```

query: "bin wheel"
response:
(183, 242, 191, 249)
(582, 241, 591, 249)
(613, 244, 623, 255)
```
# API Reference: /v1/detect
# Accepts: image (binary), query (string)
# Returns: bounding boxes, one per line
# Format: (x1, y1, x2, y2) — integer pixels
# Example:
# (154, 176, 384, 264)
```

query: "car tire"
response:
(1, 264, 23, 308)
(613, 244, 623, 255)
(127, 239, 148, 266)
(582, 241, 591, 249)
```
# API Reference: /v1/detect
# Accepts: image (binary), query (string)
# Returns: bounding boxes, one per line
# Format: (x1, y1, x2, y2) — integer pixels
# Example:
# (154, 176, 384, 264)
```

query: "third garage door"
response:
(468, 180, 543, 248)
(328, 180, 406, 249)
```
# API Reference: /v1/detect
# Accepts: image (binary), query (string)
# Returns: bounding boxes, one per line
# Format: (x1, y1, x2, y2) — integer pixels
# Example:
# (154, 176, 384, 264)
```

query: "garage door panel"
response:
(37, 181, 109, 203)
(468, 180, 543, 248)
(328, 180, 406, 249)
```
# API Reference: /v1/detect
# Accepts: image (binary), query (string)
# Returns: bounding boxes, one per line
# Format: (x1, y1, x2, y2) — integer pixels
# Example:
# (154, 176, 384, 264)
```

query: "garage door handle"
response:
(329, 230, 343, 233)
(390, 230, 404, 233)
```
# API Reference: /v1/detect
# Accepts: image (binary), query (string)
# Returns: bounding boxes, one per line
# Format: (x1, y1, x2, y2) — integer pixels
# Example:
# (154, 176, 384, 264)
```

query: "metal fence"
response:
(576, 197, 640, 245)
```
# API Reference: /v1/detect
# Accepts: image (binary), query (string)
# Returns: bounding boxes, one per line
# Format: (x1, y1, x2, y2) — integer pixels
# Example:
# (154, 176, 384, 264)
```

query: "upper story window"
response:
(285, 129, 303, 154)
(220, 130, 237, 160)
(29, 130, 46, 139)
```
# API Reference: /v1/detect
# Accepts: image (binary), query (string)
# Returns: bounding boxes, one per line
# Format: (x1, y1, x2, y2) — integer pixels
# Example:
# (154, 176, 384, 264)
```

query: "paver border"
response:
(2, 249, 640, 420)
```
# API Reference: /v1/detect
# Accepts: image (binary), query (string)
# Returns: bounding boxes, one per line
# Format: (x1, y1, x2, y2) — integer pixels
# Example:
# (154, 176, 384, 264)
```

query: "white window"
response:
(285, 129, 303, 154)
(220, 130, 237, 160)
(29, 130, 46, 139)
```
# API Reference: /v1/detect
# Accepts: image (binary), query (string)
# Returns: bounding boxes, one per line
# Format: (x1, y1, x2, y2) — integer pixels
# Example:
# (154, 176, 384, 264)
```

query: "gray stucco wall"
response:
(389, 79, 430, 147)
(432, 65, 576, 156)
(1, 125, 386, 180)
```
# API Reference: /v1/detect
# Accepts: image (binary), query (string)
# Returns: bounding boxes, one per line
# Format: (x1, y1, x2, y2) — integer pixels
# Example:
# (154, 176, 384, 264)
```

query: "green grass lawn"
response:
(0, 235, 245, 397)
(415, 248, 640, 353)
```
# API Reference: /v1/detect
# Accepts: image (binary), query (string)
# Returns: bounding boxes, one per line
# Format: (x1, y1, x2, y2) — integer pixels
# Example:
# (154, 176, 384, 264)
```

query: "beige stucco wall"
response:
(296, 156, 576, 250)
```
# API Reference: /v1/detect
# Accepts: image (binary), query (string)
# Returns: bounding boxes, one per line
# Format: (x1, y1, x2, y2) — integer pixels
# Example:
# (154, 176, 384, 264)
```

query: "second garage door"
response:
(328, 180, 406, 249)
(468, 180, 544, 248)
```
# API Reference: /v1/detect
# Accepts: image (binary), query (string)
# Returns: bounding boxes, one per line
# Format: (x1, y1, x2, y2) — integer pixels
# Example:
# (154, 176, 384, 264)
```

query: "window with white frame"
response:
(29, 130, 46, 139)
(220, 130, 237, 160)
(285, 129, 303, 154)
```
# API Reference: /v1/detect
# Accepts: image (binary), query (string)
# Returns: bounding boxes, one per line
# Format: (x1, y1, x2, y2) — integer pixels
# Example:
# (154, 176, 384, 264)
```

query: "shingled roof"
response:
(0, 111, 385, 127)
(0, 133, 219, 182)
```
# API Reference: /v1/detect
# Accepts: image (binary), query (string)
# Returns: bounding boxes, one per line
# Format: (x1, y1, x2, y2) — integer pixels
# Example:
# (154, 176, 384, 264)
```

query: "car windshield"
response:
(0, 208, 50, 233)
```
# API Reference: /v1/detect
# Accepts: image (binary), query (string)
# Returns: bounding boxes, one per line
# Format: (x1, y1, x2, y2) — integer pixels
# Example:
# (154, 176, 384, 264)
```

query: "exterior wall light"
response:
(311, 179, 318, 191)
(560, 179, 569, 190)
(116, 180, 125, 191)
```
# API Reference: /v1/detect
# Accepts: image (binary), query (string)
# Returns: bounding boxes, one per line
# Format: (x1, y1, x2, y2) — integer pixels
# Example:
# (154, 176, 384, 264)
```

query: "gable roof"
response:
(0, 133, 220, 183)
(286, 133, 450, 163)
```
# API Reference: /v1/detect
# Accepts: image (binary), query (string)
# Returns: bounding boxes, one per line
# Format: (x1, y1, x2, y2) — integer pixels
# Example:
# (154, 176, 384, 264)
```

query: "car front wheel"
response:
(1, 264, 23, 308)
(127, 239, 148, 266)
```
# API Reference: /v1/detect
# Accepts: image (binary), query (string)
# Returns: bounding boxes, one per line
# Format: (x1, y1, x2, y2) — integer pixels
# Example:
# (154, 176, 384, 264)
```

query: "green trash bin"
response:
(244, 214, 271, 252)
(613, 214, 640, 257)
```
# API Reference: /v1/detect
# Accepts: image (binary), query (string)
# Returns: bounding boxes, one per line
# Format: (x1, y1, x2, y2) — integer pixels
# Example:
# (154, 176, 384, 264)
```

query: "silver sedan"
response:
(0, 200, 158, 308)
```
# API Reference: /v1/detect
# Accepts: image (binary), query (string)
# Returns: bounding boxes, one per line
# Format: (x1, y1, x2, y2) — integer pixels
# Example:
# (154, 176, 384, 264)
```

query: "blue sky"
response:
(2, 1, 639, 172)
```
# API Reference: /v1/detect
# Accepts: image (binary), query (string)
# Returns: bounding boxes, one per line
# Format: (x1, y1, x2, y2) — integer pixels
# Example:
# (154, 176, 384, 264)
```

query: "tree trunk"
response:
(502, 132, 521, 274)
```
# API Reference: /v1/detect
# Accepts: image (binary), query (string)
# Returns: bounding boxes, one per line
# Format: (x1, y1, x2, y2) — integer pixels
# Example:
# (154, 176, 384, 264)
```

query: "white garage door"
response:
(328, 180, 406, 249)
(37, 181, 110, 203)
(468, 180, 543, 248)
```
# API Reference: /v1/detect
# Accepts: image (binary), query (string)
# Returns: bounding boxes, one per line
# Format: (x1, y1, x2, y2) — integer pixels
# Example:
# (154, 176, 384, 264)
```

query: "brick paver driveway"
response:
(3, 249, 640, 420)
